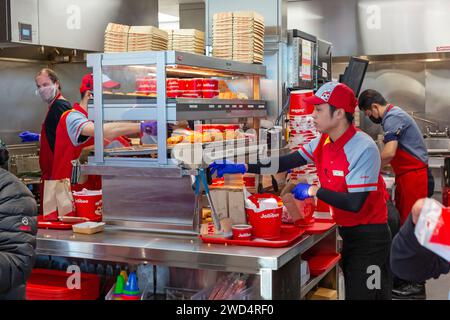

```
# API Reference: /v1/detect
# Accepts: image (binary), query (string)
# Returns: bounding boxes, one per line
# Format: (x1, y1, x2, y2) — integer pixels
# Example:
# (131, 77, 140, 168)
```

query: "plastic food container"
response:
(72, 189, 103, 222)
(232, 225, 253, 241)
(246, 194, 283, 240)
(202, 79, 219, 91)
(26, 269, 100, 300)
(202, 90, 219, 99)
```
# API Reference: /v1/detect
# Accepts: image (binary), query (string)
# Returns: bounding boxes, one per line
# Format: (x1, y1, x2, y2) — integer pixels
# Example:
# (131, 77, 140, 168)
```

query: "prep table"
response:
(36, 224, 339, 300)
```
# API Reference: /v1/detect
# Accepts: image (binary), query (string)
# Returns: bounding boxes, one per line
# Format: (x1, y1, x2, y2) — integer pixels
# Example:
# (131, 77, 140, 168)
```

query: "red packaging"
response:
(316, 199, 330, 213)
(167, 91, 179, 98)
(73, 190, 102, 222)
(243, 176, 256, 188)
(232, 225, 253, 241)
(294, 198, 316, 227)
(181, 92, 202, 98)
(184, 78, 203, 91)
(246, 194, 283, 240)
(290, 90, 315, 116)
(202, 90, 219, 99)
(166, 78, 179, 90)
(26, 269, 100, 300)
(202, 79, 219, 91)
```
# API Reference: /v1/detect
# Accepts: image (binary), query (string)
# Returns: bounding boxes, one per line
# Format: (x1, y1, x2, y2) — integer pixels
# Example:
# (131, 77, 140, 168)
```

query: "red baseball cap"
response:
(303, 82, 358, 114)
(79, 73, 121, 95)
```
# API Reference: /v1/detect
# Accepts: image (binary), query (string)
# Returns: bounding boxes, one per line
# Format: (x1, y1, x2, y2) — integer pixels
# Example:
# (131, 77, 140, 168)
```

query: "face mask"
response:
(369, 115, 382, 124)
(36, 85, 57, 104)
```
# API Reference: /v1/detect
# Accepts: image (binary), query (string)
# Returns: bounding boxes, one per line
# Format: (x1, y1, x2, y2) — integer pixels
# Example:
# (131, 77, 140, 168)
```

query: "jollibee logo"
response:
(261, 213, 280, 219)
(75, 199, 89, 204)
(321, 90, 332, 101)
(238, 233, 252, 238)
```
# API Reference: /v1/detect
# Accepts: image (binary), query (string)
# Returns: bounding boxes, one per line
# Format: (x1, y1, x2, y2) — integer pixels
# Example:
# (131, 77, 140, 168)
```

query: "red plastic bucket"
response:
(73, 190, 103, 222)
(246, 194, 283, 239)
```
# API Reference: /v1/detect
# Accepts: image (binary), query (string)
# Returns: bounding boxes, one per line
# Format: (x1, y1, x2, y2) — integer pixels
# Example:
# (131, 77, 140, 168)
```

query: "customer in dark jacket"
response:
(0, 165, 38, 300)
(391, 199, 450, 284)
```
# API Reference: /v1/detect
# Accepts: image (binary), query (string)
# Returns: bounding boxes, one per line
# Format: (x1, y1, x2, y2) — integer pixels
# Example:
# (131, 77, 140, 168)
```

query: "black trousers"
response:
(339, 223, 392, 300)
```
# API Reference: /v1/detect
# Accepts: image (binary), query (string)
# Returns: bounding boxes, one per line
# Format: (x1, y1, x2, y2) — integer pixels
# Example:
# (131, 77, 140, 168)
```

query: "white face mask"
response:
(36, 85, 57, 104)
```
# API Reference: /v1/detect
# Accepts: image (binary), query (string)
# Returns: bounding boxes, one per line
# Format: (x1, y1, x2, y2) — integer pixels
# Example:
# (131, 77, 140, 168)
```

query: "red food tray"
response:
(26, 269, 100, 300)
(308, 253, 341, 276)
(200, 225, 306, 248)
(37, 215, 76, 230)
(303, 221, 336, 235)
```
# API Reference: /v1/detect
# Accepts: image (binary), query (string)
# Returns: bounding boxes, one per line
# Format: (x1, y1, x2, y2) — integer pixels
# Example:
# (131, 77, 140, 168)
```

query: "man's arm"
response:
(246, 135, 322, 174)
(381, 141, 398, 167)
(246, 151, 307, 174)
(81, 122, 140, 140)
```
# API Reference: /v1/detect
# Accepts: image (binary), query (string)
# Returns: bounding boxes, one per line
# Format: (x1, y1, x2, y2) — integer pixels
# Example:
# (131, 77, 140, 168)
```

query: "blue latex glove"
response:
(209, 160, 247, 178)
(140, 121, 158, 136)
(292, 183, 313, 201)
(19, 131, 40, 143)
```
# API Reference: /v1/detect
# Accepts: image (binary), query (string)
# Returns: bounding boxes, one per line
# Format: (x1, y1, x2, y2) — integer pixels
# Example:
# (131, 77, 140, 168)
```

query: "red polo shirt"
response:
(299, 125, 388, 227)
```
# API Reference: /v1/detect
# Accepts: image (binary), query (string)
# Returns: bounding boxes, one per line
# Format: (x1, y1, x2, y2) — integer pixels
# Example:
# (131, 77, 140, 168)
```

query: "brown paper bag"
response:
(55, 179, 75, 218)
(43, 179, 75, 221)
(43, 180, 58, 221)
(280, 183, 303, 222)
(210, 190, 229, 219)
(228, 190, 247, 225)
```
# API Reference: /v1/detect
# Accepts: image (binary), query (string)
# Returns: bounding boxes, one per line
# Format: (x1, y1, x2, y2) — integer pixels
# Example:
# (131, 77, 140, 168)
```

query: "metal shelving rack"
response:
(86, 50, 267, 169)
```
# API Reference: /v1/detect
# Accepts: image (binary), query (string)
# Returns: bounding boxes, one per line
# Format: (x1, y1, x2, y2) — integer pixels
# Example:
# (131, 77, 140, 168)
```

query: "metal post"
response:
(156, 52, 168, 165)
(92, 54, 105, 164)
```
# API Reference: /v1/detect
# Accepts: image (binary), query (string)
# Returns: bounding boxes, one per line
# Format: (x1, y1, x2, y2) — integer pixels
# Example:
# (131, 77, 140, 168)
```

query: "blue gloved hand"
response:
(292, 183, 313, 201)
(19, 131, 40, 143)
(209, 160, 247, 178)
(140, 121, 158, 136)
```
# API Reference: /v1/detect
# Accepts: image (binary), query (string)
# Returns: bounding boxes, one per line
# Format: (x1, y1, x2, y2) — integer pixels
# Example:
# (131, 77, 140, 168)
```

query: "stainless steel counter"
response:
(36, 225, 338, 299)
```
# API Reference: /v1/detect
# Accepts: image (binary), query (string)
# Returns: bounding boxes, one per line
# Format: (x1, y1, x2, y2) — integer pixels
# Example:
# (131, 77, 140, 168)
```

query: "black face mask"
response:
(369, 115, 382, 124)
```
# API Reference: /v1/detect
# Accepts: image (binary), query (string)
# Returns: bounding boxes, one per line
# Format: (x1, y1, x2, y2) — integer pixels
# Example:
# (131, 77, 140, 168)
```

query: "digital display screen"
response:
(19, 23, 32, 41)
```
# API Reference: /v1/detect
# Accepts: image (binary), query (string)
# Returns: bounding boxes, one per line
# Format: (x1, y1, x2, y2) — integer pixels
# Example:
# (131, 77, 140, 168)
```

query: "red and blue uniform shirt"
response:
(298, 125, 388, 227)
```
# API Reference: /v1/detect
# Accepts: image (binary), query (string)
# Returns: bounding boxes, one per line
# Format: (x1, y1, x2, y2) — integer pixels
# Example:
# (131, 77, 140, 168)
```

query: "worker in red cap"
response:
(210, 82, 392, 300)
(51, 73, 158, 192)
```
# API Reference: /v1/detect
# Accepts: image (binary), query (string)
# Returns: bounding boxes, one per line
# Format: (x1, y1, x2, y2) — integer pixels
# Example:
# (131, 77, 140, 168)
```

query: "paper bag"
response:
(210, 190, 229, 219)
(228, 190, 247, 225)
(43, 179, 75, 221)
(415, 199, 450, 262)
(43, 180, 58, 221)
(55, 179, 75, 218)
(280, 183, 302, 222)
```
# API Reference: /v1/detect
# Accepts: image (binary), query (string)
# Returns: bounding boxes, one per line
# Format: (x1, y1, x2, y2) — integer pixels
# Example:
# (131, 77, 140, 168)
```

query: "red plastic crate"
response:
(26, 269, 100, 300)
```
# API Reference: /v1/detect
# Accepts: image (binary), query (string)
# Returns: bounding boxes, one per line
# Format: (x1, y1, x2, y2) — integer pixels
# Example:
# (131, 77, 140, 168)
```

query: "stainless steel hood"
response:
(288, 0, 450, 57)
(0, 0, 159, 60)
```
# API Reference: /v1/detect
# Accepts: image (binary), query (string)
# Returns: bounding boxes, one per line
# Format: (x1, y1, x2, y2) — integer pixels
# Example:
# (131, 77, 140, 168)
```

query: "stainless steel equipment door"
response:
(38, 0, 158, 51)
(10, 0, 39, 45)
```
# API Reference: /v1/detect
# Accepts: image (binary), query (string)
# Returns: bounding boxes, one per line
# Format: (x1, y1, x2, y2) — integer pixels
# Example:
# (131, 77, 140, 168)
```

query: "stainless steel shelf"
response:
(165, 51, 267, 76)
(88, 98, 267, 121)
(300, 262, 339, 299)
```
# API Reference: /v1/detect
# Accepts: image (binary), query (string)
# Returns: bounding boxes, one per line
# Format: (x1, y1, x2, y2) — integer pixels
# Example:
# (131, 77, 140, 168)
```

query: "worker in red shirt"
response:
(51, 73, 157, 192)
(19, 68, 72, 213)
(211, 82, 392, 300)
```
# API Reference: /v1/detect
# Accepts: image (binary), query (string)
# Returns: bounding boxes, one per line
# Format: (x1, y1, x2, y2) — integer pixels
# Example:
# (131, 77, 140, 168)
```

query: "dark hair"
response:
(358, 89, 387, 111)
(36, 68, 62, 90)
(329, 105, 354, 124)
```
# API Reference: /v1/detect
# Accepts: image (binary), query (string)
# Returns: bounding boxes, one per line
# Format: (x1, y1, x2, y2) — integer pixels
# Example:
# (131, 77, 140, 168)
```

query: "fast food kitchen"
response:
(0, 0, 449, 301)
